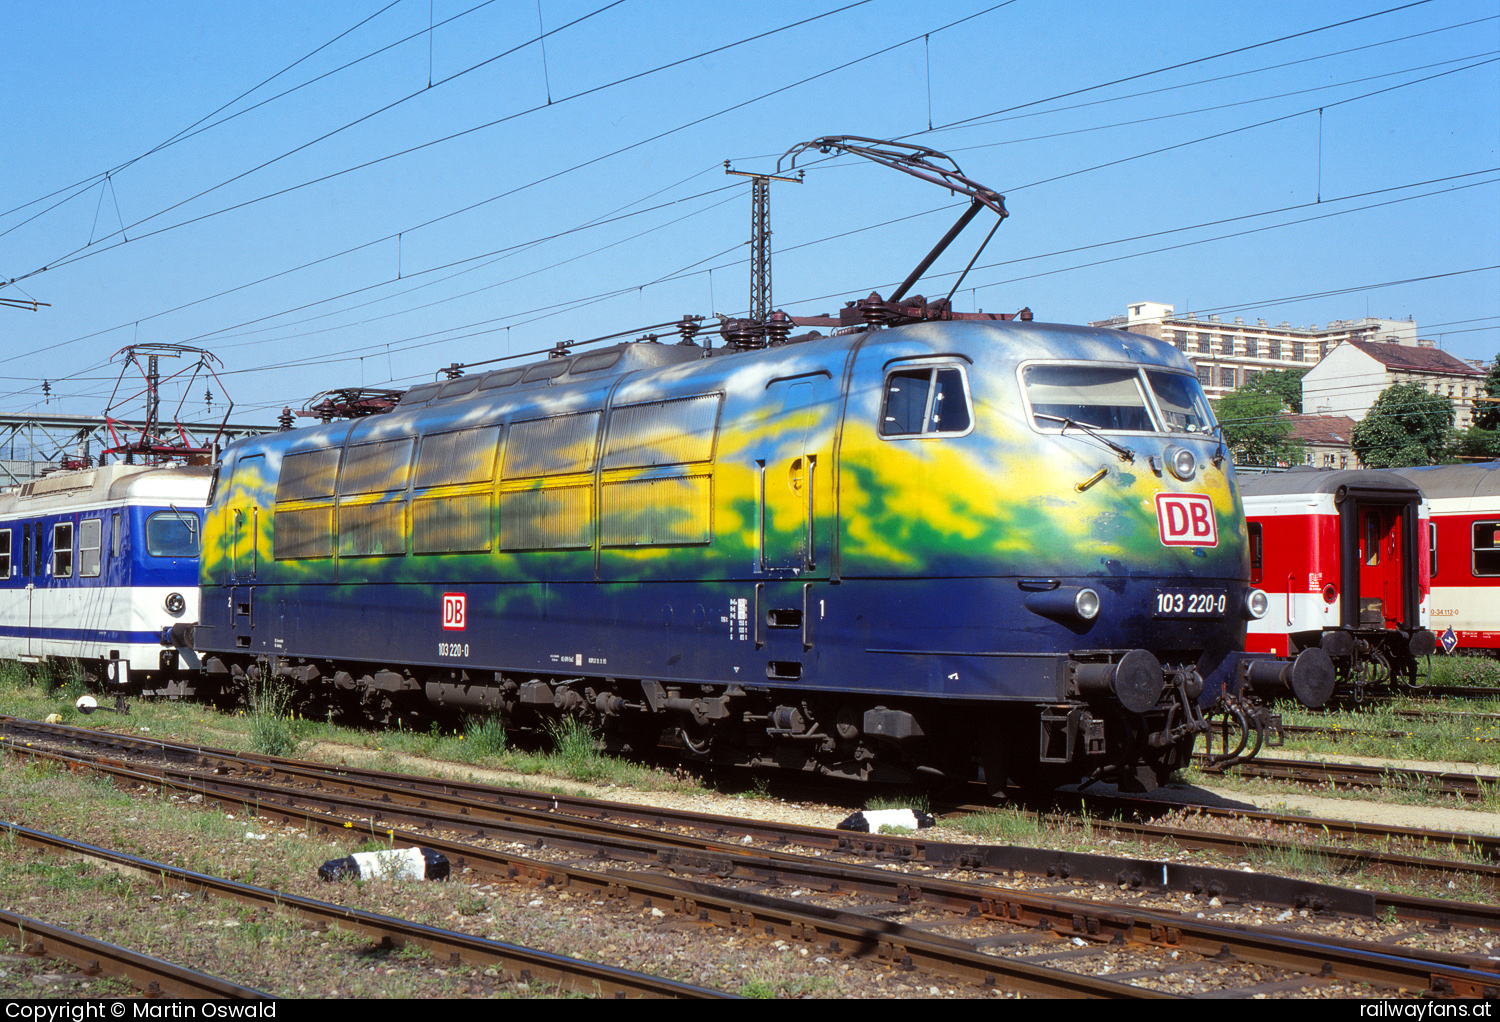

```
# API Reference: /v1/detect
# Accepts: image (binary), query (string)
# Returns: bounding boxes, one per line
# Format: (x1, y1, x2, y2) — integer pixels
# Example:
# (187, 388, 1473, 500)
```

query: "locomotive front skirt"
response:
(193, 318, 1315, 791)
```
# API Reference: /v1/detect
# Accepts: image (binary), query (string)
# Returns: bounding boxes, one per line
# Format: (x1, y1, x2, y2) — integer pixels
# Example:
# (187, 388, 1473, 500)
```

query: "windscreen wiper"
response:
(1035, 413, 1136, 463)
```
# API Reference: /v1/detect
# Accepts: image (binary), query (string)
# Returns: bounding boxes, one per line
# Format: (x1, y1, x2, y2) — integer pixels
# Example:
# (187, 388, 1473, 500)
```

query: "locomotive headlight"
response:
(1246, 589, 1269, 619)
(1167, 446, 1197, 480)
(1074, 588, 1101, 620)
(165, 592, 186, 615)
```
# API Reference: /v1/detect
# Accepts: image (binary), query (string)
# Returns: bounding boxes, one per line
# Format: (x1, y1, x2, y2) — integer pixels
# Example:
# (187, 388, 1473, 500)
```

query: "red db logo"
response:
(442, 593, 466, 630)
(1155, 493, 1218, 547)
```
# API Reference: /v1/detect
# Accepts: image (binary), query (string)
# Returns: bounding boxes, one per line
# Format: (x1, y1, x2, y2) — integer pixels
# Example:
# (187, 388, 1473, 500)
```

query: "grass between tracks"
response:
(0, 660, 705, 799)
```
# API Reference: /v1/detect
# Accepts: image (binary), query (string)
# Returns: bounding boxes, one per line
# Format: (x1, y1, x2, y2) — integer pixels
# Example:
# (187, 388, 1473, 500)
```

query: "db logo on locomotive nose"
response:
(1155, 493, 1218, 547)
(442, 593, 466, 630)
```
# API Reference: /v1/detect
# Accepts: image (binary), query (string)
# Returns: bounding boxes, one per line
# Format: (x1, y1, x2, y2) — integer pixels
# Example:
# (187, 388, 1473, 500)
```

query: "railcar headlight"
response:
(165, 592, 186, 614)
(1167, 446, 1197, 480)
(1246, 589, 1269, 620)
(1074, 588, 1100, 620)
(1322, 584, 1337, 604)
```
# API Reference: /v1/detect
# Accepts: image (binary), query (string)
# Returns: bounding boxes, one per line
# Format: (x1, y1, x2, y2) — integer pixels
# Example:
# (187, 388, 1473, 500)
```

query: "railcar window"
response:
(880, 367, 971, 436)
(1248, 522, 1263, 585)
(1429, 521, 1438, 578)
(0, 529, 9, 579)
(415, 427, 500, 489)
(1024, 365, 1154, 433)
(277, 449, 341, 502)
(1146, 372, 1216, 434)
(1473, 522, 1500, 577)
(604, 394, 722, 468)
(112, 511, 122, 558)
(79, 519, 102, 577)
(1364, 514, 1380, 566)
(339, 439, 414, 496)
(52, 522, 73, 578)
(503, 412, 601, 478)
(146, 512, 200, 558)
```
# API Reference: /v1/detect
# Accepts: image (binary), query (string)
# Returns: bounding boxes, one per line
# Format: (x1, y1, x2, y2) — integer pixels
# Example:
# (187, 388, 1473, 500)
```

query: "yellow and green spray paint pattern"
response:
(200, 325, 1246, 601)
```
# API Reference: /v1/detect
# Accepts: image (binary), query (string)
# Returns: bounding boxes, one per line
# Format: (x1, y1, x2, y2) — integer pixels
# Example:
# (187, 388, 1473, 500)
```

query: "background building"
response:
(1300, 341, 1485, 427)
(1090, 301, 1440, 401)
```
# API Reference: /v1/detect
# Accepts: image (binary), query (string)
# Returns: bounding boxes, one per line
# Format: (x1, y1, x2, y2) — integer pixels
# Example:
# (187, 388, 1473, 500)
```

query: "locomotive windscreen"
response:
(1024, 365, 1153, 433)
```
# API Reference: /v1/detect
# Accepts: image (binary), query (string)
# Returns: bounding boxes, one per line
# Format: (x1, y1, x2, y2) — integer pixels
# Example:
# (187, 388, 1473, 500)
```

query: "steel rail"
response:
(6, 737, 1497, 998)
(0, 821, 732, 999)
(3, 718, 1497, 924)
(0, 907, 272, 999)
(1199, 754, 1498, 801)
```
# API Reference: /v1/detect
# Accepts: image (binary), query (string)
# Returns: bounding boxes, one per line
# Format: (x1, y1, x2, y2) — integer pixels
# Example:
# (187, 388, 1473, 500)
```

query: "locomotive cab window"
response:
(1146, 371, 1216, 434)
(880, 366, 972, 437)
(1024, 365, 1154, 433)
(0, 529, 9, 579)
(52, 522, 73, 578)
(146, 511, 200, 558)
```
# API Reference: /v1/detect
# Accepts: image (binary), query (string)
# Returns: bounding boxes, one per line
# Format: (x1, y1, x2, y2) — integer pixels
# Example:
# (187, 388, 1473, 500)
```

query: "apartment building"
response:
(1090, 301, 1429, 402)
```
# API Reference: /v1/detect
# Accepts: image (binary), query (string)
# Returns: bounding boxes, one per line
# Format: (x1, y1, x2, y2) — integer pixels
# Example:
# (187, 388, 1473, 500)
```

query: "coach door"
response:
(1356, 504, 1406, 629)
(19, 521, 38, 657)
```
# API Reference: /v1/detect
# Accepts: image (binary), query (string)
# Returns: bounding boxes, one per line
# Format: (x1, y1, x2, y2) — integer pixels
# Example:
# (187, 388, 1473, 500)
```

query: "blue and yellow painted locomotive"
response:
(192, 304, 1325, 792)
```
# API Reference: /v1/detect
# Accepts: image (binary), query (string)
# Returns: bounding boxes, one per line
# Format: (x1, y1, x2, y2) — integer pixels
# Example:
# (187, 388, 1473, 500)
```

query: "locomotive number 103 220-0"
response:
(1153, 588, 1227, 617)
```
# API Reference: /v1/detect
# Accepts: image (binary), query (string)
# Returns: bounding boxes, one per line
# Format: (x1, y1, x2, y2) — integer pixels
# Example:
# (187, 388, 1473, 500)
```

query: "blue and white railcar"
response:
(0, 464, 211, 689)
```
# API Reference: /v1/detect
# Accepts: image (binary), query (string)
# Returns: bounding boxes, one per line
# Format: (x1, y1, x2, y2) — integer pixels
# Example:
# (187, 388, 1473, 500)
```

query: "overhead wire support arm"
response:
(778, 135, 1008, 305)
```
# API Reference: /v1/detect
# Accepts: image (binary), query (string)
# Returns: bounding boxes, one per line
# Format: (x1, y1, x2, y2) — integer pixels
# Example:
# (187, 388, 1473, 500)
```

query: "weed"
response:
(959, 807, 1046, 844)
(247, 677, 300, 758)
(463, 715, 507, 758)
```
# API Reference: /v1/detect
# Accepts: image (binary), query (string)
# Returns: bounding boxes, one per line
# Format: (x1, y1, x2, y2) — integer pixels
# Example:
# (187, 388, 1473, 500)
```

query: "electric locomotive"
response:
(0, 463, 209, 689)
(192, 312, 1320, 792)
(1239, 469, 1436, 697)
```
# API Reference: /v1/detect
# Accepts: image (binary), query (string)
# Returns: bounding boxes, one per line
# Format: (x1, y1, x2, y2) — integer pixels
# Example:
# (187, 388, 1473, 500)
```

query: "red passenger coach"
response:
(1239, 470, 1436, 695)
(1393, 461, 1500, 651)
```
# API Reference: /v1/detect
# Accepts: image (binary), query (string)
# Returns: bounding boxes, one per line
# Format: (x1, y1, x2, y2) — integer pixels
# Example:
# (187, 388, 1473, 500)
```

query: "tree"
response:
(1470, 355, 1500, 430)
(1242, 368, 1309, 414)
(1350, 383, 1454, 468)
(1213, 389, 1306, 466)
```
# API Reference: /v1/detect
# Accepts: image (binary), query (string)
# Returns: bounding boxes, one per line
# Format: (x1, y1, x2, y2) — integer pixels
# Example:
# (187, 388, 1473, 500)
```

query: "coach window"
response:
(1472, 522, 1500, 577)
(881, 366, 972, 437)
(1429, 522, 1438, 578)
(146, 511, 200, 558)
(53, 522, 73, 578)
(0, 529, 9, 579)
(79, 519, 102, 577)
(1248, 522, 1263, 585)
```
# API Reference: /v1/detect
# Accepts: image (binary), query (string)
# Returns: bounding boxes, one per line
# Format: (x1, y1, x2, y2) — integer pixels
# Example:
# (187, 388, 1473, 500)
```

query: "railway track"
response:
(1199, 753, 1499, 802)
(0, 907, 272, 999)
(0, 822, 733, 999)
(3, 717, 1498, 998)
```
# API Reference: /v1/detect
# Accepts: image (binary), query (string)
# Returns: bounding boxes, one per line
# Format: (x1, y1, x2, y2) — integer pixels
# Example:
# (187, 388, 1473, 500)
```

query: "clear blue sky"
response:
(2, 0, 1496, 431)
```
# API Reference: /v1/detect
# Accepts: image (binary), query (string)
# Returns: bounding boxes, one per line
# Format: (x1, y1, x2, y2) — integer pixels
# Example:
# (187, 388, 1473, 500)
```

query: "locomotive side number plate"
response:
(1153, 588, 1227, 617)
